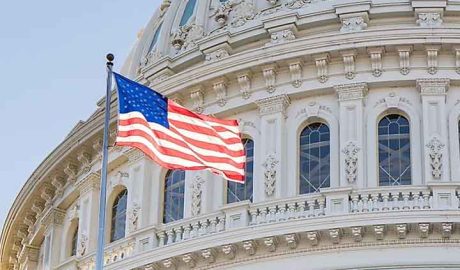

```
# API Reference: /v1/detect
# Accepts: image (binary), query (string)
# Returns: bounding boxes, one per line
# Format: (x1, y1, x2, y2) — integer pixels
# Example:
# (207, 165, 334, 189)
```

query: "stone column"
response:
(41, 208, 65, 269)
(75, 172, 100, 256)
(124, 150, 154, 233)
(417, 79, 450, 182)
(254, 95, 290, 201)
(335, 83, 368, 188)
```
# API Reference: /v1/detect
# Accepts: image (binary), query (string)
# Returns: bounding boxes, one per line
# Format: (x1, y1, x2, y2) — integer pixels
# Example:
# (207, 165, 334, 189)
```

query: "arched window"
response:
(163, 170, 185, 223)
(299, 123, 330, 194)
(148, 23, 162, 52)
(110, 189, 128, 242)
(179, 0, 197, 27)
(227, 139, 254, 203)
(70, 227, 78, 257)
(378, 114, 411, 186)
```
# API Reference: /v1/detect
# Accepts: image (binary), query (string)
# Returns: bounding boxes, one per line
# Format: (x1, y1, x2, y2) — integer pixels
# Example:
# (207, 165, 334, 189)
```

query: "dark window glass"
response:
(70, 227, 78, 257)
(227, 139, 254, 203)
(378, 114, 411, 186)
(179, 0, 197, 26)
(110, 189, 128, 242)
(163, 170, 185, 223)
(148, 23, 163, 52)
(299, 123, 331, 194)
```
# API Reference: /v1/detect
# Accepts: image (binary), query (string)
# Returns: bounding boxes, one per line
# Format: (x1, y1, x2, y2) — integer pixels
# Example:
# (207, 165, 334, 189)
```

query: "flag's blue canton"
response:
(114, 73, 169, 128)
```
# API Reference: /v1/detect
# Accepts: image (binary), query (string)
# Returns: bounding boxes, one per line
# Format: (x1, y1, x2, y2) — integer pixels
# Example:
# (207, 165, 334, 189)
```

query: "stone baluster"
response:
(191, 222, 200, 238)
(298, 201, 307, 218)
(278, 204, 287, 221)
(166, 229, 175, 245)
(318, 198, 326, 216)
(402, 192, 411, 210)
(371, 193, 380, 211)
(351, 195, 359, 212)
(209, 218, 217, 233)
(174, 227, 183, 242)
(382, 193, 390, 211)
(288, 203, 296, 220)
(307, 200, 315, 217)
(361, 195, 369, 212)
(183, 225, 191, 240)
(412, 192, 421, 209)
(422, 191, 431, 209)
(157, 231, 166, 247)
(249, 209, 258, 225)
(217, 217, 225, 232)
(259, 208, 268, 224)
(265, 206, 274, 223)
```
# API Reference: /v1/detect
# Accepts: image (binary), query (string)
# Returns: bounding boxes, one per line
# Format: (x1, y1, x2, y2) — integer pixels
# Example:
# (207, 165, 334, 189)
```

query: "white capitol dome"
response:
(3, 0, 460, 269)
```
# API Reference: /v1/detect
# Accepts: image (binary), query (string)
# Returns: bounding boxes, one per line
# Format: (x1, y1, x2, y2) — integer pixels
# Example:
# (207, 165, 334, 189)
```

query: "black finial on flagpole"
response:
(106, 53, 114, 67)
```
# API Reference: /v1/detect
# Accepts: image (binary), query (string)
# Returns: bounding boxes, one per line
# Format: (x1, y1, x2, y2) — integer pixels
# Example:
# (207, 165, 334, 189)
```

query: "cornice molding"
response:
(334, 83, 369, 101)
(416, 78, 450, 95)
(255, 94, 291, 117)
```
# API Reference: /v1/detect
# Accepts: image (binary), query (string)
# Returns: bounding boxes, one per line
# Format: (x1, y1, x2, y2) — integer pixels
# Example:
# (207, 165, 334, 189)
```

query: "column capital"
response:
(255, 94, 290, 117)
(42, 208, 66, 229)
(75, 172, 101, 195)
(124, 148, 146, 165)
(416, 78, 450, 95)
(334, 83, 368, 101)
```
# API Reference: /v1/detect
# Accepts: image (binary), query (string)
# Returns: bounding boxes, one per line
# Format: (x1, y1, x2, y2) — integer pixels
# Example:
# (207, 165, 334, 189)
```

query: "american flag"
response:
(113, 73, 246, 183)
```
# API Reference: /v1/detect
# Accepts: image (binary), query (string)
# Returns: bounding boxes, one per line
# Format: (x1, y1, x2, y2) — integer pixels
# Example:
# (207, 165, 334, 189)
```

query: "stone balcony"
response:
(71, 183, 460, 270)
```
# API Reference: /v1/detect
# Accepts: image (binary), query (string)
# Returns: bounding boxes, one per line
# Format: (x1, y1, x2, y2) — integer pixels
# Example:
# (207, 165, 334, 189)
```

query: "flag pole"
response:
(95, 53, 114, 270)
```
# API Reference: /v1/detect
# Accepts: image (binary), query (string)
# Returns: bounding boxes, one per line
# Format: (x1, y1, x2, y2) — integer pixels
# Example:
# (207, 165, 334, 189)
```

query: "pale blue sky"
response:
(0, 0, 162, 229)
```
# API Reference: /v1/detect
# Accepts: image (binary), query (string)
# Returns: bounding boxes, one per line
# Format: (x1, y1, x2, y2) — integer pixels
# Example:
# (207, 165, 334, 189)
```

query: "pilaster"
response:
(255, 95, 290, 201)
(124, 149, 152, 233)
(75, 172, 101, 256)
(42, 208, 65, 269)
(417, 78, 450, 182)
(335, 83, 368, 188)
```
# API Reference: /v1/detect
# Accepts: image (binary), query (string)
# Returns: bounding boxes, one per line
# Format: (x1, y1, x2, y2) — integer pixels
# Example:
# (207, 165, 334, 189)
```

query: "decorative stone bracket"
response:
(342, 141, 360, 184)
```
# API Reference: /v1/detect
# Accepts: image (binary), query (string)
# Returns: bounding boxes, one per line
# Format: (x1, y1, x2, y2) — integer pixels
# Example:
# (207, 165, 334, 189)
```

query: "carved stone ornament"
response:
(314, 54, 329, 83)
(205, 48, 229, 62)
(295, 101, 332, 119)
(262, 65, 277, 93)
(51, 175, 65, 198)
(77, 151, 92, 175)
(426, 136, 445, 179)
(242, 240, 257, 255)
(64, 162, 78, 184)
(221, 244, 236, 259)
(340, 16, 368, 33)
(190, 89, 204, 114)
(285, 0, 311, 9)
(426, 46, 440, 75)
(341, 50, 356, 80)
(417, 12, 443, 27)
(289, 61, 302, 88)
(171, 24, 204, 52)
(335, 83, 368, 101)
(397, 46, 412, 75)
(368, 47, 384, 77)
(231, 0, 256, 27)
(213, 78, 228, 107)
(374, 92, 412, 108)
(256, 94, 291, 118)
(267, 29, 296, 46)
(214, 2, 232, 26)
(191, 176, 205, 216)
(77, 233, 88, 256)
(263, 154, 279, 196)
(342, 141, 360, 184)
(128, 202, 141, 232)
(237, 72, 252, 99)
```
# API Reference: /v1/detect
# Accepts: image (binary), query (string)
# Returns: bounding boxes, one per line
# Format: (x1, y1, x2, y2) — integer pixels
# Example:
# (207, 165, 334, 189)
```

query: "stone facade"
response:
(3, 0, 460, 269)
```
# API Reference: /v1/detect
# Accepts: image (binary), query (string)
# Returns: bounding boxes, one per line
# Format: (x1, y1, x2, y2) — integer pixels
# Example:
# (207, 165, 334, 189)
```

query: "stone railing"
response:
(77, 237, 136, 270)
(349, 186, 432, 213)
(248, 193, 326, 225)
(68, 184, 460, 270)
(155, 212, 226, 247)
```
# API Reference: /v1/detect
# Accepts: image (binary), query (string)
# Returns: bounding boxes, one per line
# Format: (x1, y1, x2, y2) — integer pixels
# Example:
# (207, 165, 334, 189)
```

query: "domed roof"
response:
(123, 0, 340, 79)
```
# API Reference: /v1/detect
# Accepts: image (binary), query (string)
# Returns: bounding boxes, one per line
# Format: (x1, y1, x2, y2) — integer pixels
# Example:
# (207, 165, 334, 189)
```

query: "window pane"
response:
(148, 23, 163, 52)
(378, 114, 411, 186)
(179, 0, 197, 27)
(299, 123, 331, 194)
(227, 139, 254, 203)
(163, 170, 185, 223)
(70, 227, 78, 257)
(110, 189, 128, 242)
